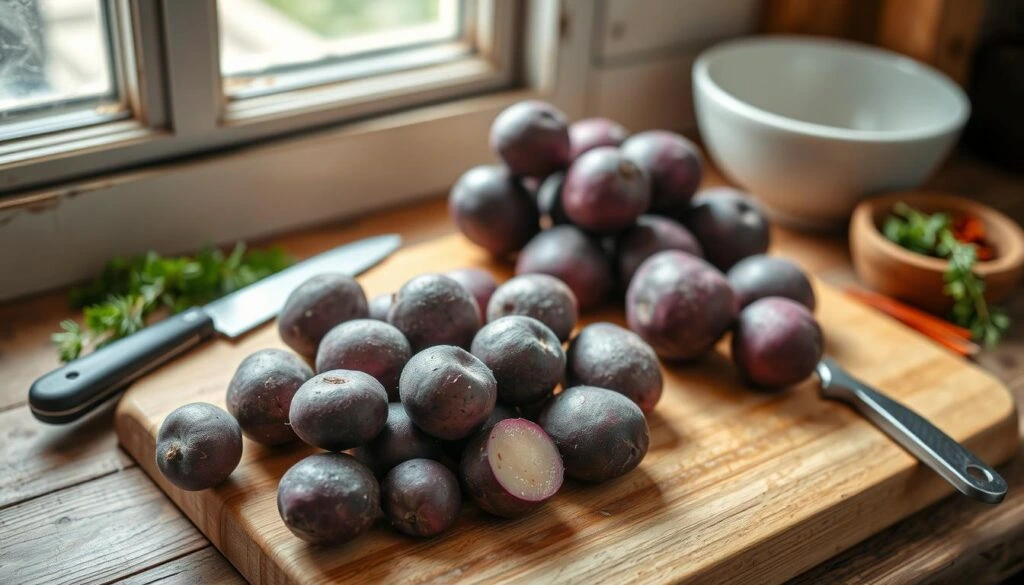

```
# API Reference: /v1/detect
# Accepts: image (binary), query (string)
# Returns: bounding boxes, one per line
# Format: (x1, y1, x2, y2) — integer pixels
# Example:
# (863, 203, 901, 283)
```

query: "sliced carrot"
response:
(844, 287, 973, 340)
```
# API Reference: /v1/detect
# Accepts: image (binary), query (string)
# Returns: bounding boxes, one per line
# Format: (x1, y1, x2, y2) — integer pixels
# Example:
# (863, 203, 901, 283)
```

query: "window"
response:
(0, 0, 124, 141)
(0, 0, 519, 193)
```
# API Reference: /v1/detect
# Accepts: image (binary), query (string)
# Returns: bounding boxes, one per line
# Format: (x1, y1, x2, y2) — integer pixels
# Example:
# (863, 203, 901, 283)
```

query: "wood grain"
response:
(0, 402, 132, 509)
(115, 233, 1018, 585)
(877, 0, 984, 85)
(0, 468, 207, 585)
(116, 546, 245, 585)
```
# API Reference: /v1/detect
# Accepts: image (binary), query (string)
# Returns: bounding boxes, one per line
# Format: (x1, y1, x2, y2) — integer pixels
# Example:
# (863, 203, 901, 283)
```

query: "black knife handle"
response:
(29, 308, 216, 424)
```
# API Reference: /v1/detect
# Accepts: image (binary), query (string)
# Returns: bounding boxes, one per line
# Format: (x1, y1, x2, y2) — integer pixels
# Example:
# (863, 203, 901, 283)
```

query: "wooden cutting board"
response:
(115, 233, 1019, 585)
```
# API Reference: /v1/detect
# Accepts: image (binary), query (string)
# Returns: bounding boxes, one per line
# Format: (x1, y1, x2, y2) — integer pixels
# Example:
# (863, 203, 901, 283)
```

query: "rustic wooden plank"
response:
(0, 468, 208, 585)
(877, 0, 984, 85)
(761, 0, 881, 42)
(115, 546, 245, 585)
(0, 402, 132, 509)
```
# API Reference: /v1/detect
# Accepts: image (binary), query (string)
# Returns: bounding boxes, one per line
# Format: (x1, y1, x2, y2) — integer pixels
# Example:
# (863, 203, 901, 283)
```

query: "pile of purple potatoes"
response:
(154, 100, 825, 546)
(156, 268, 653, 545)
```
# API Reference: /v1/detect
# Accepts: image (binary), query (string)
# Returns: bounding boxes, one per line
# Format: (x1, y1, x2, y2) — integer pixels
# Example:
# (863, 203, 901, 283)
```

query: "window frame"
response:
(0, 0, 521, 195)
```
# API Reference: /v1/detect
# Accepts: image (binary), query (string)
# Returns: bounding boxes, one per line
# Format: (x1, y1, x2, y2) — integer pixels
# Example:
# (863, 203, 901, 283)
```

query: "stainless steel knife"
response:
(29, 234, 402, 424)
(816, 358, 1007, 503)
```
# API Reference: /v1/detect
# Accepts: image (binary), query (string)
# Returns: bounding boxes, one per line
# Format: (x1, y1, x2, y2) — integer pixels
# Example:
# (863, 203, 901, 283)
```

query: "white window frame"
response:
(0, 0, 594, 300)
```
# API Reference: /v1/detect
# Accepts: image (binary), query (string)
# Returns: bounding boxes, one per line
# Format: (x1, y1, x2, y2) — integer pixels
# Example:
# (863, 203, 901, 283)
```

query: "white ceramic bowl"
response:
(693, 36, 970, 230)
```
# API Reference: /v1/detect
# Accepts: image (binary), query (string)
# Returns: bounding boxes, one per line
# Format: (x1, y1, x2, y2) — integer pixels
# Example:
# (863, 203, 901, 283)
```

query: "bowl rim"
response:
(693, 35, 971, 143)
(852, 192, 1024, 277)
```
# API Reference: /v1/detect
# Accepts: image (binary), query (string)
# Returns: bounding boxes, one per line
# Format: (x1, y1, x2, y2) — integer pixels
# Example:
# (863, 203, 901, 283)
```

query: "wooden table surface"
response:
(1, 152, 1022, 585)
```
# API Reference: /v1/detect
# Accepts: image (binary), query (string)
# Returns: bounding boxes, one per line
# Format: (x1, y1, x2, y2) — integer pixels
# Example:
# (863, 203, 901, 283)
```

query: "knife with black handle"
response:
(29, 234, 401, 424)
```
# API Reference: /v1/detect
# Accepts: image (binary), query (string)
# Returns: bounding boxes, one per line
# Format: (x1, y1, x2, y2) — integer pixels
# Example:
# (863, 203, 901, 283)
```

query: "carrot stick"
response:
(844, 288, 973, 340)
(844, 288, 980, 358)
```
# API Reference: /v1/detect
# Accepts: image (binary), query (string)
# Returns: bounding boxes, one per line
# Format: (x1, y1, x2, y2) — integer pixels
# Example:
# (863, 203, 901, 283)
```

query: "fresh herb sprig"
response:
(53, 243, 293, 362)
(883, 203, 1010, 346)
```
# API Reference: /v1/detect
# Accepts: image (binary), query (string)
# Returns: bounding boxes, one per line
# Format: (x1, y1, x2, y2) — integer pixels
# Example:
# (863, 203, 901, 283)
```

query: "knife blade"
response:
(816, 357, 1007, 503)
(28, 234, 402, 424)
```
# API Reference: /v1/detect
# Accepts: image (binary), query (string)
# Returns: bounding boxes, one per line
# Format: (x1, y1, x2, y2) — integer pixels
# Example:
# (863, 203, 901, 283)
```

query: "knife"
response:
(816, 358, 1007, 503)
(29, 234, 402, 425)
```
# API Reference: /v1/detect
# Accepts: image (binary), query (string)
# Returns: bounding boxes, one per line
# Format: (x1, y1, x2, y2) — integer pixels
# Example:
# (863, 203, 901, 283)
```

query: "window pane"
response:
(0, 0, 119, 137)
(219, 0, 463, 97)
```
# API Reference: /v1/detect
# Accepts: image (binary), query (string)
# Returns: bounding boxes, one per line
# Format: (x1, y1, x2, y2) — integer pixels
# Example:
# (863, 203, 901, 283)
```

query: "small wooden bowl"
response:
(850, 192, 1024, 314)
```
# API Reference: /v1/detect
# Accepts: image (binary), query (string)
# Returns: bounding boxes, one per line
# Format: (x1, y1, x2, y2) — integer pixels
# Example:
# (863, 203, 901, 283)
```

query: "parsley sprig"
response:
(883, 203, 1010, 346)
(53, 243, 293, 362)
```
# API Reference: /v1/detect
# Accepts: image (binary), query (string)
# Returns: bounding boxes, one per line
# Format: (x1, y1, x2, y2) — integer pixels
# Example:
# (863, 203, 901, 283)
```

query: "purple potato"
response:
(536, 171, 570, 227)
(621, 130, 703, 212)
(489, 100, 571, 178)
(289, 370, 389, 451)
(515, 225, 614, 311)
(440, 402, 521, 464)
(566, 322, 663, 412)
(278, 273, 369, 359)
(460, 418, 563, 517)
(388, 274, 481, 352)
(471, 316, 566, 406)
(569, 118, 629, 160)
(616, 215, 704, 285)
(732, 297, 824, 390)
(626, 250, 736, 360)
(399, 345, 497, 440)
(155, 403, 242, 491)
(315, 319, 412, 400)
(562, 147, 651, 233)
(538, 386, 649, 482)
(226, 348, 312, 446)
(681, 187, 771, 271)
(352, 402, 445, 477)
(382, 458, 461, 537)
(277, 453, 381, 544)
(449, 165, 540, 256)
(486, 273, 578, 342)
(446, 267, 499, 323)
(727, 254, 816, 311)
(368, 293, 394, 321)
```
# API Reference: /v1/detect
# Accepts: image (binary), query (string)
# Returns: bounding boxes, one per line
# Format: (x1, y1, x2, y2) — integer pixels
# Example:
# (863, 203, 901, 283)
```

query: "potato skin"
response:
(368, 293, 394, 321)
(315, 319, 411, 401)
(471, 316, 566, 406)
(352, 403, 445, 477)
(446, 268, 498, 323)
(489, 100, 571, 178)
(562, 147, 651, 234)
(449, 165, 540, 256)
(620, 130, 703, 212)
(567, 323, 663, 412)
(535, 171, 570, 227)
(626, 250, 736, 360)
(732, 297, 824, 390)
(399, 346, 497, 441)
(515, 225, 614, 311)
(226, 348, 312, 445)
(539, 386, 649, 482)
(460, 419, 562, 517)
(727, 254, 816, 311)
(680, 188, 771, 271)
(289, 370, 389, 451)
(382, 459, 461, 537)
(569, 117, 629, 160)
(278, 273, 369, 359)
(156, 403, 243, 491)
(388, 274, 481, 352)
(616, 215, 703, 285)
(277, 453, 381, 544)
(486, 274, 578, 342)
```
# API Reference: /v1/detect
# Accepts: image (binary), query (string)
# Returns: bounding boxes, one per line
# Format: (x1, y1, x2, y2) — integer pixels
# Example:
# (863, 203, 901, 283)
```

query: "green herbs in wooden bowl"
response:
(850, 192, 1024, 347)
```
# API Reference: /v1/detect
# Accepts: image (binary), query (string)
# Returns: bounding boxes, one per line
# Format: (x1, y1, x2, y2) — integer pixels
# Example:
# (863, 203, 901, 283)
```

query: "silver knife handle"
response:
(817, 358, 1007, 504)
(29, 308, 215, 424)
